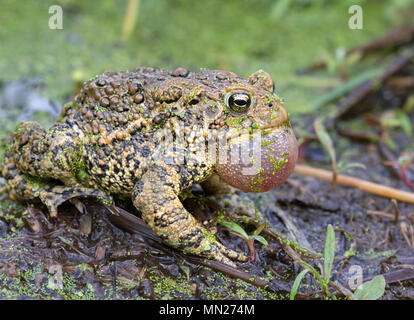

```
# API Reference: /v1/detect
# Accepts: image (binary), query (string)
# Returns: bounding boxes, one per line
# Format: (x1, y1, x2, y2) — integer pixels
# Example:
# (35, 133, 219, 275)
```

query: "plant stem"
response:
(294, 164, 414, 204)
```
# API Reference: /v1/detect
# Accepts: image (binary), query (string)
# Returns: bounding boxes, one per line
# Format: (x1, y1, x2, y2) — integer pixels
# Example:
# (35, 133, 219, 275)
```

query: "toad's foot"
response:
(3, 149, 112, 218)
(38, 185, 113, 217)
(133, 164, 247, 266)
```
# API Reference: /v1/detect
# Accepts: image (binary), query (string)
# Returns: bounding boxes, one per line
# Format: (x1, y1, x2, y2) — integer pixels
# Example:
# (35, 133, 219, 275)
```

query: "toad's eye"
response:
(226, 91, 252, 114)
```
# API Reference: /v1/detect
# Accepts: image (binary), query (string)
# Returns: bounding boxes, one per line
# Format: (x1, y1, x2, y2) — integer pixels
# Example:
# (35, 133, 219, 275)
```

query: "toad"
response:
(1, 67, 298, 265)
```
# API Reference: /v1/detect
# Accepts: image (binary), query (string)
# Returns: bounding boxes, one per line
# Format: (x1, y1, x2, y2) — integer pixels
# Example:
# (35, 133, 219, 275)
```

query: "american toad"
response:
(1, 67, 298, 265)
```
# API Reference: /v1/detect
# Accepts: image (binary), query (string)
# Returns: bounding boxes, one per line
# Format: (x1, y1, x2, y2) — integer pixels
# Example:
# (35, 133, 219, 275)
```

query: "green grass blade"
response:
(314, 118, 337, 182)
(323, 224, 335, 283)
(290, 269, 309, 300)
(307, 67, 381, 112)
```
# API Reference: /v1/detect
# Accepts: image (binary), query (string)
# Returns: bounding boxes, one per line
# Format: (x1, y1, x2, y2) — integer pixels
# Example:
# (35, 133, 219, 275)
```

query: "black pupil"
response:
(235, 99, 247, 106)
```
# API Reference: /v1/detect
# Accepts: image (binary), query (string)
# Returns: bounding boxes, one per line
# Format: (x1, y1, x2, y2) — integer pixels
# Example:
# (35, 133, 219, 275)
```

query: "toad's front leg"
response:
(132, 163, 247, 266)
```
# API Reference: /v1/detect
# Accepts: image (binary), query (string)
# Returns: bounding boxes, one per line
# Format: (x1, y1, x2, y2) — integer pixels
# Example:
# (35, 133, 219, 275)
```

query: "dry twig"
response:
(294, 164, 414, 204)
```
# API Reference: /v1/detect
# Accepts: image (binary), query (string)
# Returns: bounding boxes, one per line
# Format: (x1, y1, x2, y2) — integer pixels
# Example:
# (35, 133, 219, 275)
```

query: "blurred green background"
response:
(0, 0, 413, 117)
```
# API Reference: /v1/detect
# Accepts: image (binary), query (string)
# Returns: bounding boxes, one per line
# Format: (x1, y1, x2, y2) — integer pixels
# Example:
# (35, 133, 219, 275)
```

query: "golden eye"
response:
(226, 91, 252, 114)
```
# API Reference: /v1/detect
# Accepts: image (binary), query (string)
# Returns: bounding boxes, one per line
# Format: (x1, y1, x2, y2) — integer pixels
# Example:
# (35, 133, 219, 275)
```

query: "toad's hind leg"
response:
(2, 122, 113, 216)
(132, 163, 247, 266)
(9, 121, 82, 184)
(3, 151, 112, 217)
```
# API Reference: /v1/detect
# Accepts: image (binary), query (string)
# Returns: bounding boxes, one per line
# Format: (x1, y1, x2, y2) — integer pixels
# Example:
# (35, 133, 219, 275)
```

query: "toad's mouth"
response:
(225, 106, 290, 142)
(225, 121, 291, 142)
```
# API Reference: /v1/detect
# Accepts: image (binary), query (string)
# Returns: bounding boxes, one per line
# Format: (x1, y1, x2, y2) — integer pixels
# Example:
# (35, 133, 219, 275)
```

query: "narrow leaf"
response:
(308, 68, 381, 111)
(218, 218, 249, 239)
(297, 261, 323, 285)
(290, 269, 309, 300)
(337, 161, 366, 173)
(323, 224, 335, 283)
(59, 236, 73, 246)
(250, 235, 268, 247)
(395, 109, 412, 136)
(314, 118, 337, 186)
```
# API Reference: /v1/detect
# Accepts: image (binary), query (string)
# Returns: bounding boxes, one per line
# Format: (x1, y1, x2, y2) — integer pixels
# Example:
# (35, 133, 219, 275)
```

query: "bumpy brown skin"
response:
(1, 67, 297, 266)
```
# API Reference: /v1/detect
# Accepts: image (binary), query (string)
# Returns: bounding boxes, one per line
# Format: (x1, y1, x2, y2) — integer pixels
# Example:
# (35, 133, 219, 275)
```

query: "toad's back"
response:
(57, 67, 239, 194)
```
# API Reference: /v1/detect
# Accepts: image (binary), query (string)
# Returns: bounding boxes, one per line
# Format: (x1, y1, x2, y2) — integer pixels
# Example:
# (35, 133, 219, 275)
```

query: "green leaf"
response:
(343, 242, 357, 259)
(250, 235, 268, 247)
(252, 222, 266, 236)
(381, 109, 413, 136)
(399, 116, 412, 136)
(402, 95, 414, 113)
(297, 261, 323, 285)
(361, 248, 397, 262)
(323, 224, 335, 283)
(296, 260, 331, 297)
(383, 136, 397, 151)
(314, 118, 337, 181)
(395, 109, 412, 136)
(179, 265, 191, 279)
(308, 68, 381, 111)
(217, 218, 249, 239)
(337, 161, 366, 173)
(353, 275, 386, 300)
(398, 154, 412, 167)
(290, 269, 309, 300)
(59, 236, 73, 246)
